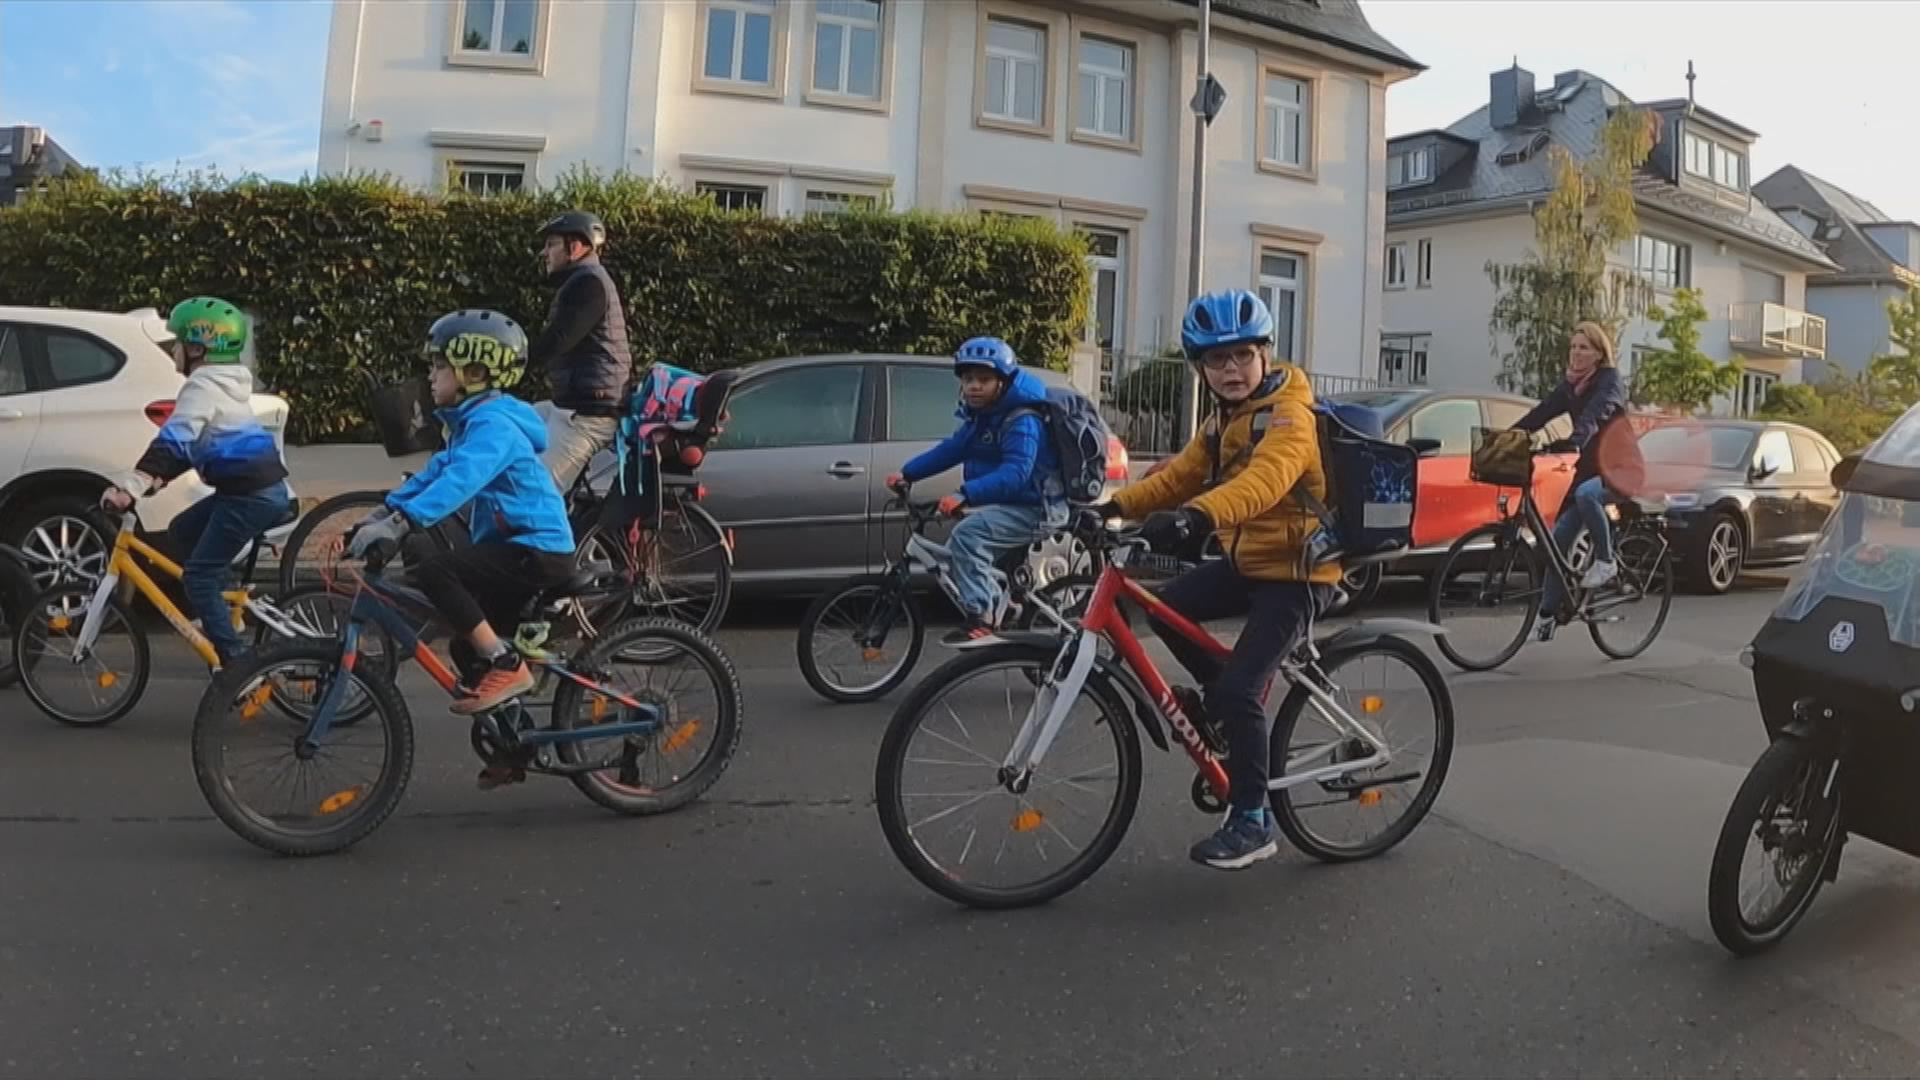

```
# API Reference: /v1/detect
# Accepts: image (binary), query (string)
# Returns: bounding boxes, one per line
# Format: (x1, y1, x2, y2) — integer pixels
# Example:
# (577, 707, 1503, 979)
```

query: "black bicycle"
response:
(1427, 429, 1674, 671)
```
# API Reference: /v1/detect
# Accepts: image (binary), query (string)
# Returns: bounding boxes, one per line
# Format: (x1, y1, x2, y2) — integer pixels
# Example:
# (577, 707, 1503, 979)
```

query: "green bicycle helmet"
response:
(426, 309, 528, 393)
(166, 296, 249, 363)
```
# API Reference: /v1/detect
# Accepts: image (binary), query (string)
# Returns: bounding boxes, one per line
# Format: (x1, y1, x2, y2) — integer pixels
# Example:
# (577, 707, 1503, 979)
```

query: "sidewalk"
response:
(285, 445, 433, 509)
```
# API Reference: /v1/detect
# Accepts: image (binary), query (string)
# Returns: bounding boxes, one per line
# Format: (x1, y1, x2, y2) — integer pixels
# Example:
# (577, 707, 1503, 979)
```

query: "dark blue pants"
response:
(165, 483, 291, 664)
(1149, 558, 1330, 812)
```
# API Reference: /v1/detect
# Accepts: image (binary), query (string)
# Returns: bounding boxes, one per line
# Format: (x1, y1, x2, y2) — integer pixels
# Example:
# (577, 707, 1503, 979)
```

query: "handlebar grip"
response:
(362, 538, 400, 573)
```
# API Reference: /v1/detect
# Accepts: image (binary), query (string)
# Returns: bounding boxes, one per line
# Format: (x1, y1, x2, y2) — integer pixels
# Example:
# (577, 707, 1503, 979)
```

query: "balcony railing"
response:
(1728, 301, 1826, 359)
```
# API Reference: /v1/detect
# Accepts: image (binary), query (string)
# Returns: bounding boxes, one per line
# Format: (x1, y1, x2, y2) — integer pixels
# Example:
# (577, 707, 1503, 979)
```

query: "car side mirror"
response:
(1752, 455, 1781, 481)
(1405, 437, 1443, 458)
(1832, 454, 1860, 490)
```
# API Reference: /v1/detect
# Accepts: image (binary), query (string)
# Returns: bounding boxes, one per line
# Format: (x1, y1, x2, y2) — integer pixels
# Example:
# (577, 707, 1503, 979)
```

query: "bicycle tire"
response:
(551, 617, 743, 815)
(1429, 523, 1542, 672)
(14, 582, 151, 727)
(576, 498, 732, 636)
(0, 550, 37, 688)
(1269, 636, 1455, 862)
(1707, 738, 1842, 956)
(798, 575, 924, 704)
(1587, 531, 1674, 660)
(277, 490, 390, 595)
(191, 640, 415, 857)
(876, 643, 1143, 909)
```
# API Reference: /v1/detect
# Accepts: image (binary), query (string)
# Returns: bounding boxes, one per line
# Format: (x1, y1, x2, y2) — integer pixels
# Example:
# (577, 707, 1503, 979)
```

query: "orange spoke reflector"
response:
(1012, 809, 1044, 833)
(49, 615, 71, 633)
(1360, 695, 1385, 714)
(97, 671, 118, 689)
(318, 787, 363, 815)
(862, 647, 886, 662)
(1357, 789, 1383, 807)
(591, 697, 610, 722)
(661, 720, 701, 753)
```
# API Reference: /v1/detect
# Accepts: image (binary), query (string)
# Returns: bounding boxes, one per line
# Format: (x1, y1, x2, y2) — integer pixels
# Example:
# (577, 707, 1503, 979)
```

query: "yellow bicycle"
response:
(13, 508, 383, 727)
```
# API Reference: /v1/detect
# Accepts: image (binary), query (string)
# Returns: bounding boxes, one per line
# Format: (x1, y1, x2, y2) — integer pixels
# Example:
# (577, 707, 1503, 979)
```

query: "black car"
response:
(1640, 419, 1842, 594)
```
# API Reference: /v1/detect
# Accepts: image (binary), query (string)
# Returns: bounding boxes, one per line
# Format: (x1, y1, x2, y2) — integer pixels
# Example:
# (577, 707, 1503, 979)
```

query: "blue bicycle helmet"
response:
(953, 336, 1020, 379)
(1181, 289, 1275, 360)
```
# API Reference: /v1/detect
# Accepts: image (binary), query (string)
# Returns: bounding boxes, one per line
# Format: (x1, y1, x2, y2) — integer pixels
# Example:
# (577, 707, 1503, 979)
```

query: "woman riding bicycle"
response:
(1511, 320, 1645, 642)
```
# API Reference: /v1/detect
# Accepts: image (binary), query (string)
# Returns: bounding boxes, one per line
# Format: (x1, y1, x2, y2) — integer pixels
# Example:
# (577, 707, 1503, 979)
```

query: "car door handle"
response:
(826, 462, 866, 478)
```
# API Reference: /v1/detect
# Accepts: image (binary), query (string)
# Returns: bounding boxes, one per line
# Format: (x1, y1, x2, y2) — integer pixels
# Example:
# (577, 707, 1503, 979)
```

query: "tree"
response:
(1486, 106, 1657, 396)
(1869, 285, 1920, 405)
(1759, 362, 1901, 454)
(1631, 288, 1742, 413)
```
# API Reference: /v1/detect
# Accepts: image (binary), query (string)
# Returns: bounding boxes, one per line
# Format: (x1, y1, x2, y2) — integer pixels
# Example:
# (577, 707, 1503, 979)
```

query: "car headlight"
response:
(1665, 493, 1701, 510)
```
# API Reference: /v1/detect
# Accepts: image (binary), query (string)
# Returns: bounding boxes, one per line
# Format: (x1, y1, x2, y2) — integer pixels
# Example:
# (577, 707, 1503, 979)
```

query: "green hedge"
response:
(0, 171, 1090, 443)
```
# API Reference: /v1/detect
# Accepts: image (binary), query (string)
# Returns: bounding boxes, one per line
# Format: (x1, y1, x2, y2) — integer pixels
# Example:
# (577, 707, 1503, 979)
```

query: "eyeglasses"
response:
(1199, 347, 1260, 373)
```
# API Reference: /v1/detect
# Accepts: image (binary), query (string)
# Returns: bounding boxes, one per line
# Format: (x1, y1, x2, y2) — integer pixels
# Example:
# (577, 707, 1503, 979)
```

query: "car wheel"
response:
(5, 494, 112, 592)
(1691, 512, 1744, 595)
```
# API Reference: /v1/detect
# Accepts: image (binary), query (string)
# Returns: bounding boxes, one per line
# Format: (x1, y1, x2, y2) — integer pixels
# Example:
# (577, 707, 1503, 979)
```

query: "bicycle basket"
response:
(368, 375, 445, 458)
(1470, 426, 1534, 487)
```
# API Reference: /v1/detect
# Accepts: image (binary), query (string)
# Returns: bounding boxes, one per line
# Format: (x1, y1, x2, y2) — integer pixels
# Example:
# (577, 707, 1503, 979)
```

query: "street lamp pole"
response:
(1180, 0, 1214, 446)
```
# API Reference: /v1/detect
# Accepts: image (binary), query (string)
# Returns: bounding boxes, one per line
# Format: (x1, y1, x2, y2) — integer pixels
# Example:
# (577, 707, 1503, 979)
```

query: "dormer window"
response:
(1684, 131, 1746, 192)
(1387, 146, 1431, 189)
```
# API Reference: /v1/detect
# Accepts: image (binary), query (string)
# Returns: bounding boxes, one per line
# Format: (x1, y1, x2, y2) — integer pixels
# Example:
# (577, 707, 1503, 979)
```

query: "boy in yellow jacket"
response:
(1099, 290, 1340, 870)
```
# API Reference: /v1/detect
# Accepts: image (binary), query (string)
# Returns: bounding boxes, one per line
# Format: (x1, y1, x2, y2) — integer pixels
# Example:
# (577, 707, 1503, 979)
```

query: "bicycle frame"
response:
(860, 498, 1076, 643)
(1001, 541, 1394, 803)
(1505, 484, 1669, 623)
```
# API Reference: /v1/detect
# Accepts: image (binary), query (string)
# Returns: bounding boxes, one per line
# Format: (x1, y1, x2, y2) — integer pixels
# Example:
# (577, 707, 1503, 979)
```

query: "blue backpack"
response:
(1002, 384, 1116, 504)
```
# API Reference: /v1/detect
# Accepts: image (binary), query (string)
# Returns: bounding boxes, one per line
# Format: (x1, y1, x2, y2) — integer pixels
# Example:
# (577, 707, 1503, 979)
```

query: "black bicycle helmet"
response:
(538, 209, 606, 250)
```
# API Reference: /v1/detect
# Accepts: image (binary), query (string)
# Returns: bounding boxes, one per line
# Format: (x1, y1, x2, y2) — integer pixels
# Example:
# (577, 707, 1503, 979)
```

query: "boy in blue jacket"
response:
(347, 310, 575, 724)
(886, 337, 1067, 645)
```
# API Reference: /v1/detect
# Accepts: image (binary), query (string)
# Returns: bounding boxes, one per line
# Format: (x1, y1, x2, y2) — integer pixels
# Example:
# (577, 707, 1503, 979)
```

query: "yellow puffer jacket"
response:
(1111, 364, 1340, 584)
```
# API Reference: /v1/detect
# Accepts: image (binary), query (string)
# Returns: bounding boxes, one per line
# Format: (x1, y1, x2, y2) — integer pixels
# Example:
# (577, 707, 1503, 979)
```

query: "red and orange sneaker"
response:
(451, 654, 535, 716)
(940, 619, 1000, 648)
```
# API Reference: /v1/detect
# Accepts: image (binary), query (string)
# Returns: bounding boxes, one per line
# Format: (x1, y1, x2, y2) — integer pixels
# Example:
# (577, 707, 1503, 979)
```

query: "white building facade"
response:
(318, 0, 1420, 382)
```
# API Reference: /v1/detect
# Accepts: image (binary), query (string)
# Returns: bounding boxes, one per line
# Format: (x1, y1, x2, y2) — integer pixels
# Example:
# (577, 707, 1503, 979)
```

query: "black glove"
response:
(1138, 506, 1211, 555)
(1090, 500, 1123, 522)
(1544, 438, 1578, 455)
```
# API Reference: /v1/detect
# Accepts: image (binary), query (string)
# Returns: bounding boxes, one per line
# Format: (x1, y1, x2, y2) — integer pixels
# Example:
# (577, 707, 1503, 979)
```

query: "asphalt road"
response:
(6, 578, 1920, 1077)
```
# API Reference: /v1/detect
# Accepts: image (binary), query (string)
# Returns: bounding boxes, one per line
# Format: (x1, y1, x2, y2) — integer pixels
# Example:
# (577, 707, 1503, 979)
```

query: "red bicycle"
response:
(875, 514, 1455, 908)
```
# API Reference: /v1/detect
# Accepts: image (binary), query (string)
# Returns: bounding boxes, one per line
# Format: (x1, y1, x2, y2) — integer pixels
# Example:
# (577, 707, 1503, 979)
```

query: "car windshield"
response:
(1638, 424, 1754, 469)
(1775, 490, 1920, 647)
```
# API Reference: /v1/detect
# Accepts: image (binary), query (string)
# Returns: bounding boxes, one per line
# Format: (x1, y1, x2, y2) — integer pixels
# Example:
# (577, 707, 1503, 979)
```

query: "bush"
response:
(1759, 369, 1899, 454)
(0, 170, 1090, 443)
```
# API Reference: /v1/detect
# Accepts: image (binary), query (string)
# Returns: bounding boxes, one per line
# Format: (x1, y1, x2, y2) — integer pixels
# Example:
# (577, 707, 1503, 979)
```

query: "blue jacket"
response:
(133, 364, 288, 495)
(1516, 367, 1642, 489)
(900, 367, 1060, 507)
(386, 392, 574, 554)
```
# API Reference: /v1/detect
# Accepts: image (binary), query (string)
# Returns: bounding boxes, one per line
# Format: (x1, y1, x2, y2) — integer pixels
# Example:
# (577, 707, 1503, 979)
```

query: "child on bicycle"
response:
(1095, 290, 1339, 871)
(102, 297, 291, 668)
(346, 310, 575, 725)
(885, 337, 1067, 645)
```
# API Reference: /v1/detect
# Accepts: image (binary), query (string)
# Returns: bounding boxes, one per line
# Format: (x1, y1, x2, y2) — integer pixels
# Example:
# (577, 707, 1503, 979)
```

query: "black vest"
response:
(548, 257, 633, 414)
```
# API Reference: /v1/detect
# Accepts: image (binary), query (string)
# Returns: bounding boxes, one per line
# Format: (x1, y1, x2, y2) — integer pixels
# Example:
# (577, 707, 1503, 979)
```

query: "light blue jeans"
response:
(946, 502, 1062, 620)
(1542, 476, 1615, 617)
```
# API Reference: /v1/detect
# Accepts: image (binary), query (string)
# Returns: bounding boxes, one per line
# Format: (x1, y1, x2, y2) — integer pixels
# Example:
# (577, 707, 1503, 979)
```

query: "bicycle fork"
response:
(998, 628, 1101, 791)
(64, 572, 120, 661)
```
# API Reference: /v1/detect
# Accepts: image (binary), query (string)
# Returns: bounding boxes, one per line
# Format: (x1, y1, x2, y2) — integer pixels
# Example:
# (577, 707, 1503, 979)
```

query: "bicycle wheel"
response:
(550, 618, 743, 815)
(1707, 738, 1843, 956)
(254, 585, 393, 722)
(1429, 524, 1543, 672)
(798, 576, 924, 704)
(1270, 635, 1454, 862)
(1587, 531, 1673, 660)
(192, 641, 415, 856)
(876, 643, 1142, 909)
(577, 500, 733, 636)
(277, 491, 388, 594)
(14, 583, 151, 727)
(0, 552, 36, 688)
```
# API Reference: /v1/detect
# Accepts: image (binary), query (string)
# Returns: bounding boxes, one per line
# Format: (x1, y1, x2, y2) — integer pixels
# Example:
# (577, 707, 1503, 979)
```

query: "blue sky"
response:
(0, 0, 330, 180)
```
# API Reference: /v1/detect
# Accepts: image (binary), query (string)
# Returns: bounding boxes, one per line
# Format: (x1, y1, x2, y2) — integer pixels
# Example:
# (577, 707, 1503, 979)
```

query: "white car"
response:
(0, 306, 293, 590)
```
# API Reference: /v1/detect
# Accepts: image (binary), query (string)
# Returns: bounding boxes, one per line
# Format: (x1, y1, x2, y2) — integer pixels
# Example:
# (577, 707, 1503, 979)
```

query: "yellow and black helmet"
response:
(425, 309, 527, 393)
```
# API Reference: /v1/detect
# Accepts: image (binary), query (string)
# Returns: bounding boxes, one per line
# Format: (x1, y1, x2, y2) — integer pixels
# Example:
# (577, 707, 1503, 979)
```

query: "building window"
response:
(803, 189, 881, 216)
(1260, 71, 1311, 172)
(1074, 36, 1133, 143)
(1379, 333, 1430, 387)
(1081, 227, 1127, 369)
(458, 0, 537, 56)
(1633, 234, 1691, 290)
(703, 0, 780, 87)
(812, 0, 882, 100)
(1684, 132, 1746, 192)
(983, 17, 1047, 127)
(1737, 372, 1777, 418)
(446, 158, 527, 196)
(1385, 242, 1408, 289)
(1416, 238, 1433, 288)
(697, 181, 769, 213)
(1387, 147, 1432, 189)
(1257, 249, 1306, 363)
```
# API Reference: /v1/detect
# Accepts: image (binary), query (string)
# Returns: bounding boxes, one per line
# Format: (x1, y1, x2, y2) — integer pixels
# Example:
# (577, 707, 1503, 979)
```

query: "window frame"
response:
(0, 324, 24, 397)
(696, 180, 774, 214)
(1074, 220, 1135, 372)
(1415, 237, 1433, 288)
(1256, 57, 1320, 181)
(708, 363, 869, 451)
(1632, 233, 1691, 291)
(1384, 241, 1408, 290)
(434, 148, 538, 196)
(445, 0, 552, 73)
(975, 6, 1060, 139)
(1378, 333, 1430, 387)
(1253, 242, 1311, 366)
(1684, 131, 1747, 193)
(1067, 19, 1144, 153)
(25, 324, 127, 392)
(693, 0, 791, 100)
(1387, 146, 1432, 189)
(803, 0, 891, 112)
(801, 185, 887, 216)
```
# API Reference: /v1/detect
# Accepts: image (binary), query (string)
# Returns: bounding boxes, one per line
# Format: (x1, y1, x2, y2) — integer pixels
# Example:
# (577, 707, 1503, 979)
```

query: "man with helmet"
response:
(1096, 289, 1341, 871)
(103, 297, 291, 667)
(532, 209, 633, 490)
(346, 311, 575, 732)
(885, 336, 1068, 645)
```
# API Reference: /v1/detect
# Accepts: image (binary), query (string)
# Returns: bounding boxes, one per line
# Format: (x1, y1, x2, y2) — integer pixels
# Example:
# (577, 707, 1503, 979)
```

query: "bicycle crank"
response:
(1190, 773, 1227, 813)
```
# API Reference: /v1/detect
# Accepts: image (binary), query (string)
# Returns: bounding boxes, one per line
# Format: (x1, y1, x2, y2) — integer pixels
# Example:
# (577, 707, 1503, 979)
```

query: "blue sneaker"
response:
(1189, 809, 1279, 870)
